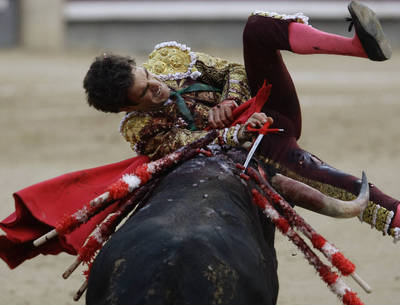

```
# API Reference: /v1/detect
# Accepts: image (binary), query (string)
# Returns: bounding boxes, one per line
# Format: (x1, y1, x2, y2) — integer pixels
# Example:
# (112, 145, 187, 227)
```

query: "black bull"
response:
(86, 150, 280, 305)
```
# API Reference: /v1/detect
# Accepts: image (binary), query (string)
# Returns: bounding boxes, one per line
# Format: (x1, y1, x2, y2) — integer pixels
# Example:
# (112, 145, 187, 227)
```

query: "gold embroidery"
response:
(121, 115, 153, 152)
(121, 45, 253, 159)
(121, 102, 247, 160)
(143, 45, 199, 77)
(262, 157, 357, 201)
(362, 202, 375, 225)
(194, 52, 250, 104)
(375, 206, 391, 232)
(261, 157, 396, 235)
(164, 80, 179, 90)
(142, 45, 250, 105)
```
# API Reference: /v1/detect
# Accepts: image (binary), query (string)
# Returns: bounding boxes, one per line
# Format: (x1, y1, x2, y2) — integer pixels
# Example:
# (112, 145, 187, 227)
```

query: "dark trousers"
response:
(242, 15, 398, 213)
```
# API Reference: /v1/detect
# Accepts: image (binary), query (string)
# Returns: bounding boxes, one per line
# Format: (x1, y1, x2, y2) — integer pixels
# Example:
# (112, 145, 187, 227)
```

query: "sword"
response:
(242, 121, 284, 172)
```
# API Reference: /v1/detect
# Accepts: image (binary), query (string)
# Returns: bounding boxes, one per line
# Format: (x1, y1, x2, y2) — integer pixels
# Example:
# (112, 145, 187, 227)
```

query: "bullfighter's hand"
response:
(238, 113, 274, 142)
(208, 99, 238, 129)
(244, 112, 273, 128)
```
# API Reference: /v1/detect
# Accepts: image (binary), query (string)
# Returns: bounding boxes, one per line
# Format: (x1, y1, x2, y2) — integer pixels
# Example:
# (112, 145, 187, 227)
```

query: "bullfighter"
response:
(83, 1, 399, 239)
(0, 1, 398, 270)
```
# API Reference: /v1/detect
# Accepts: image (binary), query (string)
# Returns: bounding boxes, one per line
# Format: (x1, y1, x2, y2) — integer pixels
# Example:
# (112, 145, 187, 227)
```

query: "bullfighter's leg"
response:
(259, 135, 400, 238)
(243, 1, 391, 139)
(242, 5, 399, 238)
(289, 1, 391, 61)
(243, 13, 303, 139)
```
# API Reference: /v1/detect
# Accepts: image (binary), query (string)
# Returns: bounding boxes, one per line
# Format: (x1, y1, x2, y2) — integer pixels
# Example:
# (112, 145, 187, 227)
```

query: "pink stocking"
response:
(288, 22, 367, 58)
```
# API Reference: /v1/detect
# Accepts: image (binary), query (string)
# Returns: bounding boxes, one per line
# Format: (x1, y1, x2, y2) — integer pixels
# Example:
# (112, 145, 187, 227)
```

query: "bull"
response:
(86, 147, 368, 305)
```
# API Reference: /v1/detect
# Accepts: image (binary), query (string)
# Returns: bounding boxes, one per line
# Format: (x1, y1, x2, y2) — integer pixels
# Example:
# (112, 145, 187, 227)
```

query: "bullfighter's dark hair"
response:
(83, 54, 136, 113)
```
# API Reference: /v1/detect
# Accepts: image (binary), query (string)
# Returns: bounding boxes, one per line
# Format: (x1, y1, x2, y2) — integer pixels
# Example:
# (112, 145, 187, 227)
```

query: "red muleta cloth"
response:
(231, 80, 272, 125)
(0, 155, 149, 269)
(204, 80, 272, 129)
(0, 81, 272, 269)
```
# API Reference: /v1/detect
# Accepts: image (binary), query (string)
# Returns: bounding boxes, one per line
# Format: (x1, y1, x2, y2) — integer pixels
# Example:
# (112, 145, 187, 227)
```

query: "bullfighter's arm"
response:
(194, 52, 251, 104)
(141, 43, 251, 105)
(120, 113, 252, 160)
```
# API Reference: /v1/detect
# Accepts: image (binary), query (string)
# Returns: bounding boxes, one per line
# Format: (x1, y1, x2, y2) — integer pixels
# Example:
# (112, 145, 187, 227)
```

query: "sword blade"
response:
(242, 133, 264, 171)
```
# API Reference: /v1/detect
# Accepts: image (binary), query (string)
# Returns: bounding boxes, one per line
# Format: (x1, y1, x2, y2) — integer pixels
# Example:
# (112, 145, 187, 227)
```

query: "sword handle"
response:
(246, 121, 271, 135)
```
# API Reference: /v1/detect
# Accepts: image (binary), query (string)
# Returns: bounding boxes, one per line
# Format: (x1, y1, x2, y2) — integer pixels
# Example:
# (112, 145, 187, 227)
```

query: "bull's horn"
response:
(271, 172, 369, 218)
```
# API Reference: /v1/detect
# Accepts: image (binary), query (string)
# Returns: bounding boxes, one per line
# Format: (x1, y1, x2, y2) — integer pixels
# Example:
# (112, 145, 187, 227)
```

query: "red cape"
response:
(0, 81, 270, 269)
(0, 156, 149, 269)
(231, 80, 271, 125)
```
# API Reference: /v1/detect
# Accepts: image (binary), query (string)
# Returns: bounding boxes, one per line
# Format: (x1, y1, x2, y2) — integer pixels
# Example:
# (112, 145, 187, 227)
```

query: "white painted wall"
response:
(20, 0, 65, 51)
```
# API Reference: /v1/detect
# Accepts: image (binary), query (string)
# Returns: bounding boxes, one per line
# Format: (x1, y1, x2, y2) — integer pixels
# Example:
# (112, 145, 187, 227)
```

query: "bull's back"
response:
(86, 156, 278, 305)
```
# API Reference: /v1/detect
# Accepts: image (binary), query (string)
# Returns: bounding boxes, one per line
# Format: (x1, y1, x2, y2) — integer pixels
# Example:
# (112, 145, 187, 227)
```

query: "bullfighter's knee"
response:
(243, 15, 288, 50)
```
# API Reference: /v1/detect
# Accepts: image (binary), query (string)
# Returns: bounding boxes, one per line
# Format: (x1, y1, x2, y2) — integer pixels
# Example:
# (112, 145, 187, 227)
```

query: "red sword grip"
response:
(246, 121, 273, 135)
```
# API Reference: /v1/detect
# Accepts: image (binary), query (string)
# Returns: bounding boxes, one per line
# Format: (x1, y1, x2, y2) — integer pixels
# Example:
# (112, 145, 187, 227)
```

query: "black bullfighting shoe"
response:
(348, 0, 392, 61)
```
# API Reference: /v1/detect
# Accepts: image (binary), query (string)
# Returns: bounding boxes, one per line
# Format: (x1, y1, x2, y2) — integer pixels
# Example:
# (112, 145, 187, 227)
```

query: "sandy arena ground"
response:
(0, 48, 399, 305)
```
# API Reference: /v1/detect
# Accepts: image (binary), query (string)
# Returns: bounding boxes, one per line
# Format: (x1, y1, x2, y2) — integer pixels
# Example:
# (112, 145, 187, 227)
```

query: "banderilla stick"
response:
(246, 166, 371, 294)
(252, 189, 364, 305)
(73, 280, 88, 302)
(63, 178, 160, 280)
(33, 193, 117, 247)
(33, 131, 218, 248)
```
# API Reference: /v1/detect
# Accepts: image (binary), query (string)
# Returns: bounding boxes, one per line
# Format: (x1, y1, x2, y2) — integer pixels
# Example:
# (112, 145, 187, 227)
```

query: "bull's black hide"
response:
(86, 150, 279, 305)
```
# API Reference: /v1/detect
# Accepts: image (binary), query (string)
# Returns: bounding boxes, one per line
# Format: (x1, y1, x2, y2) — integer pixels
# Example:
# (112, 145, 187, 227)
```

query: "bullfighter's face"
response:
(123, 66, 170, 112)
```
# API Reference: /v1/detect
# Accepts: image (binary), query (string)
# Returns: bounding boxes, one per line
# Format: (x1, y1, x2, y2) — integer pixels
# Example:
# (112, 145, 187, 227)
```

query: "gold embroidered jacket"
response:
(119, 17, 396, 237)
(120, 42, 252, 160)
